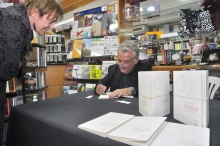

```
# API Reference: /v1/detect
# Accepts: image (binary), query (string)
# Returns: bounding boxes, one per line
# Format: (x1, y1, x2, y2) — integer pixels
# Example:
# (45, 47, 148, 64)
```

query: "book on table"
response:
(78, 112, 210, 146)
(173, 70, 209, 127)
(78, 112, 135, 137)
(138, 71, 170, 117)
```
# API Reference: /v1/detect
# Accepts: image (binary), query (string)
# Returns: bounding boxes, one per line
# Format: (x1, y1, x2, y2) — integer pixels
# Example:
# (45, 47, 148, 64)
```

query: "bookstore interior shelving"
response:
(4, 0, 218, 99)
(5, 42, 48, 109)
(22, 43, 48, 103)
(4, 43, 48, 143)
(44, 0, 220, 98)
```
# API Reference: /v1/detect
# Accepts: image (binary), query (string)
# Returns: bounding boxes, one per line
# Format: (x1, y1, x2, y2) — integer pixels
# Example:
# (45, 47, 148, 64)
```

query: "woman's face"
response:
(34, 10, 57, 35)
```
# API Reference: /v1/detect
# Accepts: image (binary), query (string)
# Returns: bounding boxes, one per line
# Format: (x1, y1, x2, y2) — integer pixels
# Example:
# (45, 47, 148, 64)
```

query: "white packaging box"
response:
(138, 71, 170, 117)
(173, 70, 209, 127)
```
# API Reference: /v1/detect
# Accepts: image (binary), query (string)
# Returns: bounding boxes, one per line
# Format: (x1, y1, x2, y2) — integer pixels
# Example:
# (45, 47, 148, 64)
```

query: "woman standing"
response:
(0, 0, 63, 144)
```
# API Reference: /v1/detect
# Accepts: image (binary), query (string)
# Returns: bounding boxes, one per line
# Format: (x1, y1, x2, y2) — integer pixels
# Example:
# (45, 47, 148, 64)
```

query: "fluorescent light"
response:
(140, 7, 143, 12)
(147, 6, 155, 12)
(54, 18, 73, 27)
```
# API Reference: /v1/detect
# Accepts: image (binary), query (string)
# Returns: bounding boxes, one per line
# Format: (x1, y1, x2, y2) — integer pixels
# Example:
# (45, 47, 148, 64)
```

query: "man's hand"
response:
(96, 84, 107, 95)
(108, 87, 131, 99)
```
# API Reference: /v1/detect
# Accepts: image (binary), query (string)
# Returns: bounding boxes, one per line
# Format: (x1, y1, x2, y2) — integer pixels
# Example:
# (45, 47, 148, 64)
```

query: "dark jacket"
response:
(95, 59, 152, 97)
(0, 4, 33, 145)
(0, 4, 33, 81)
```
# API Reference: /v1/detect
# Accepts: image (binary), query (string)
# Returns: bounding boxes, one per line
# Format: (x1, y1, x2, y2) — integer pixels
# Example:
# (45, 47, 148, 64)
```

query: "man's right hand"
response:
(96, 84, 107, 95)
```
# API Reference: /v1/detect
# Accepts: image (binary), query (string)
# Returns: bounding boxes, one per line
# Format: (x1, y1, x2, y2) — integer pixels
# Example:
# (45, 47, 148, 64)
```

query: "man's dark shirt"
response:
(95, 60, 152, 97)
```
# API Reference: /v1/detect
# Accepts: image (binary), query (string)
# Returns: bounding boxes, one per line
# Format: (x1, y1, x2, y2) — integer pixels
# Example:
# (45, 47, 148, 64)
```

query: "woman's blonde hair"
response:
(22, 0, 63, 21)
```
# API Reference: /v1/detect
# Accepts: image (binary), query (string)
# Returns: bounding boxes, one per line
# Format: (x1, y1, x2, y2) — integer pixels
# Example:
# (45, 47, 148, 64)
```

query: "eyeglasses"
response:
(117, 58, 135, 66)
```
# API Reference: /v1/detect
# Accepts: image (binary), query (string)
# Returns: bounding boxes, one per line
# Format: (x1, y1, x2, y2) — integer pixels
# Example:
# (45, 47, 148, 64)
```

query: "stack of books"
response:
(78, 112, 210, 146)
(173, 70, 209, 127)
(138, 71, 170, 117)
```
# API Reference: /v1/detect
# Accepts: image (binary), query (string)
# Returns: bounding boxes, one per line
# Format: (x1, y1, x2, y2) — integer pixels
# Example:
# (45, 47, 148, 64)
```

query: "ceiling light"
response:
(147, 6, 155, 12)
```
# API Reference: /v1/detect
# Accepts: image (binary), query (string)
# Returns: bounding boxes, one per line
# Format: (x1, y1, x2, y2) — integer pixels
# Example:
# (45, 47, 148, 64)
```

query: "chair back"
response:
(209, 76, 220, 99)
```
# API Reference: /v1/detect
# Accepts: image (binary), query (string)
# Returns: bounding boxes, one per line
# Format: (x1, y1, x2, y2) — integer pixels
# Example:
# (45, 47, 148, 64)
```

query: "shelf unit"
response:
(45, 34, 67, 64)
(22, 43, 48, 103)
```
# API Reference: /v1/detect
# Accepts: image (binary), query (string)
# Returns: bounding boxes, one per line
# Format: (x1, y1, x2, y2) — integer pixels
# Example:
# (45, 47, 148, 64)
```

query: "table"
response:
(6, 91, 220, 146)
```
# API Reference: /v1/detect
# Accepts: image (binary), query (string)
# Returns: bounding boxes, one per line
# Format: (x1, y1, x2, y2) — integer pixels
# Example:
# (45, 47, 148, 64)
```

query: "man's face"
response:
(117, 51, 138, 74)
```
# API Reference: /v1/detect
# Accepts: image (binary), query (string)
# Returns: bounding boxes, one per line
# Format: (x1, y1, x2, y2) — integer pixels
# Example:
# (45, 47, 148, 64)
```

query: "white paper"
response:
(115, 100, 131, 104)
(108, 117, 167, 141)
(78, 112, 135, 137)
(98, 93, 134, 99)
(150, 122, 210, 146)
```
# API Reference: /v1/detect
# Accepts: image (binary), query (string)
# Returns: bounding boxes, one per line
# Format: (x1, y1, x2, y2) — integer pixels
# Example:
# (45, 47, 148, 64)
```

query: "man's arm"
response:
(94, 65, 116, 94)
(108, 87, 133, 99)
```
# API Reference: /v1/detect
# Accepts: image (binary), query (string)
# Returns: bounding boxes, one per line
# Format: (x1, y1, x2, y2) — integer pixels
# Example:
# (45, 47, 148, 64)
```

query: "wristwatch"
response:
(130, 87, 136, 96)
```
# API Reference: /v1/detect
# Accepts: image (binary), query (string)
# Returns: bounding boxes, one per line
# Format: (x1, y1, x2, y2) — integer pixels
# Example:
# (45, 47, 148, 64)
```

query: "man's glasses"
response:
(117, 58, 135, 66)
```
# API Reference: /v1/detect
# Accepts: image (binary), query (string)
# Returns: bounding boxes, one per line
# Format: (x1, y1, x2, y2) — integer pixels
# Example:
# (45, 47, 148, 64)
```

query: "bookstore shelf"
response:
(133, 1, 200, 27)
(66, 55, 116, 62)
(31, 43, 46, 49)
(24, 86, 48, 96)
(47, 63, 67, 65)
(5, 92, 17, 97)
(23, 43, 48, 103)
(64, 78, 99, 82)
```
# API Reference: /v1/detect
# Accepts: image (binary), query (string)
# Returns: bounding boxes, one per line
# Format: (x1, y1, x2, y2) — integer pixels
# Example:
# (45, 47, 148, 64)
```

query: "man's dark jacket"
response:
(95, 60, 152, 97)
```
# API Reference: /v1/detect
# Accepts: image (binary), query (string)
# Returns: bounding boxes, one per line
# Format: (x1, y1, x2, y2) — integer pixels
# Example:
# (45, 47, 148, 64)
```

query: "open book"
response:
(78, 112, 210, 146)
(78, 112, 135, 137)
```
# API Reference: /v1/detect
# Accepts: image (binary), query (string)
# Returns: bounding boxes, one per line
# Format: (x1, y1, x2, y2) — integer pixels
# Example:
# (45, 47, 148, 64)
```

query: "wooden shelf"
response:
(152, 64, 220, 81)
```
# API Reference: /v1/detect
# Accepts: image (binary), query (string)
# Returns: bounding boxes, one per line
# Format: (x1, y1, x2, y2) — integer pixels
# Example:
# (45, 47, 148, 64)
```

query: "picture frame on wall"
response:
(201, 49, 220, 64)
(124, 0, 140, 22)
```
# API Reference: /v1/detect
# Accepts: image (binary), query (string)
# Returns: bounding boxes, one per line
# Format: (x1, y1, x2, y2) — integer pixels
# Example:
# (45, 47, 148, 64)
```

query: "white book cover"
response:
(72, 65, 90, 79)
(103, 36, 118, 56)
(138, 71, 170, 98)
(150, 122, 210, 146)
(174, 95, 209, 127)
(70, 29, 77, 40)
(138, 71, 170, 117)
(173, 70, 208, 100)
(173, 70, 209, 127)
(72, 20, 78, 29)
(91, 38, 104, 56)
(78, 112, 135, 137)
(108, 117, 167, 145)
(139, 94, 170, 117)
(101, 61, 117, 78)
(72, 65, 83, 79)
(75, 27, 84, 39)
